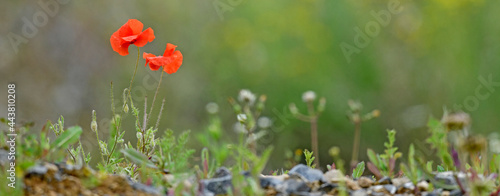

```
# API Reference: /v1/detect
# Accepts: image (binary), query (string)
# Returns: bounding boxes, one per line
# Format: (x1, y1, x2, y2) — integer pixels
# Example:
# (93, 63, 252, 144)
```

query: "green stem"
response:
(126, 47, 141, 102)
(95, 128, 105, 164)
(351, 119, 361, 170)
(147, 71, 164, 126)
(78, 140, 86, 164)
(306, 101, 319, 167)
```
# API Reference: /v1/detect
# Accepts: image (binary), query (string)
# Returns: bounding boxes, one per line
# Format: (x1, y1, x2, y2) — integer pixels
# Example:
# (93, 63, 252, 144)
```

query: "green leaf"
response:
(437, 165, 445, 172)
(51, 126, 82, 150)
(352, 161, 365, 179)
(426, 161, 434, 172)
(367, 149, 379, 167)
(254, 146, 273, 175)
(121, 148, 156, 168)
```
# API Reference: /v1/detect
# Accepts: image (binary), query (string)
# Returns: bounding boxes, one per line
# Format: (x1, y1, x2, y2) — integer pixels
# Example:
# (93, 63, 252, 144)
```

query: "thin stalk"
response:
(126, 47, 141, 102)
(94, 126, 105, 163)
(107, 82, 120, 165)
(78, 140, 86, 164)
(142, 97, 148, 154)
(155, 99, 166, 130)
(351, 119, 361, 169)
(147, 71, 164, 126)
(306, 102, 319, 167)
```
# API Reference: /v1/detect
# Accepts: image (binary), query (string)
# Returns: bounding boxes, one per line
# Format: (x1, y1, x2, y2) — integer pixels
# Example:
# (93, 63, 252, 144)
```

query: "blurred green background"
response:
(1, 0, 500, 170)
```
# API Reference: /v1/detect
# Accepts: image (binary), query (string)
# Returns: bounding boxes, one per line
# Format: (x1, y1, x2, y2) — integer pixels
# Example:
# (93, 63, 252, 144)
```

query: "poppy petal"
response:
(164, 51, 183, 74)
(127, 19, 144, 35)
(111, 34, 130, 56)
(134, 28, 155, 47)
(163, 43, 177, 57)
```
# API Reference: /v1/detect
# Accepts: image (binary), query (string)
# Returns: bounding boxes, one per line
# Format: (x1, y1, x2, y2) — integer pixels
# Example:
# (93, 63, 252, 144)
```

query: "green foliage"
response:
(155, 130, 195, 174)
(352, 161, 365, 179)
(197, 114, 229, 170)
(366, 130, 402, 178)
(426, 117, 454, 171)
(52, 126, 82, 152)
(121, 148, 156, 168)
(400, 144, 419, 185)
(304, 149, 316, 168)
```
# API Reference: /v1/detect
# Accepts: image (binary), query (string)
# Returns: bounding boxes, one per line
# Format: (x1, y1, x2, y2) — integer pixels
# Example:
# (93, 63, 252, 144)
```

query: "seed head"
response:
(238, 89, 256, 105)
(257, 116, 272, 129)
(442, 112, 471, 131)
(302, 91, 316, 102)
(205, 102, 219, 114)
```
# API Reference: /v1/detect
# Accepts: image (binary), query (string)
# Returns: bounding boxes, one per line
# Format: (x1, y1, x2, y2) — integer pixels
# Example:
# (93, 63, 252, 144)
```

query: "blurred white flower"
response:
(489, 133, 500, 153)
(302, 91, 316, 102)
(233, 122, 247, 134)
(257, 116, 272, 128)
(238, 89, 256, 105)
(237, 114, 247, 124)
(205, 102, 219, 114)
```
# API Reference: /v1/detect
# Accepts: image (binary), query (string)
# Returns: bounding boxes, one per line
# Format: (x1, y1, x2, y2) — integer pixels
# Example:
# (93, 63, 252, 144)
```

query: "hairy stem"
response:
(126, 47, 141, 103)
(147, 71, 164, 127)
(95, 127, 105, 163)
(107, 82, 120, 165)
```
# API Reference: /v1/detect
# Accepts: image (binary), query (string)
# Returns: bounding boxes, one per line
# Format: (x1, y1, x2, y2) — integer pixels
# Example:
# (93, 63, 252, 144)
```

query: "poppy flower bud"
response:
(91, 121, 98, 133)
(302, 91, 316, 103)
(91, 110, 98, 133)
(123, 104, 129, 113)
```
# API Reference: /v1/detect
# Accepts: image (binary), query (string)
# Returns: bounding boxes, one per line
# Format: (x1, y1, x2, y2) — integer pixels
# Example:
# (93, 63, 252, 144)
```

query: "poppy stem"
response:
(147, 71, 164, 127)
(126, 47, 140, 102)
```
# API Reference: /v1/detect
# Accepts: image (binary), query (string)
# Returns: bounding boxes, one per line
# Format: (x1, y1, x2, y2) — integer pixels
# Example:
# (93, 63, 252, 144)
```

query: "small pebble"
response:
(357, 176, 373, 188)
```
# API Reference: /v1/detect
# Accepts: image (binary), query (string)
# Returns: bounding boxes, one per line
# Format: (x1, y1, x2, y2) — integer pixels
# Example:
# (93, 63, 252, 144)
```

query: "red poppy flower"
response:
(110, 19, 155, 56)
(143, 43, 183, 74)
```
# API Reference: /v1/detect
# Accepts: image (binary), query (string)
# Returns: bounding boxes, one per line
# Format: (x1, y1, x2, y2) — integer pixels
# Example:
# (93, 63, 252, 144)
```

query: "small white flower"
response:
(302, 91, 316, 102)
(238, 89, 256, 105)
(205, 102, 219, 114)
(237, 114, 247, 124)
(136, 132, 142, 139)
(233, 122, 247, 134)
(257, 116, 272, 129)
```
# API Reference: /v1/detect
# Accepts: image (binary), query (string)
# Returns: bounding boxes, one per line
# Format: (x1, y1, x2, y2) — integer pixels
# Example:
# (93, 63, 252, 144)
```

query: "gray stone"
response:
(384, 184, 397, 194)
(351, 189, 368, 196)
(318, 183, 338, 193)
(277, 178, 310, 195)
(260, 175, 284, 189)
(376, 176, 392, 185)
(288, 164, 325, 182)
(213, 167, 231, 178)
(323, 169, 345, 183)
(357, 176, 374, 188)
(200, 175, 233, 195)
